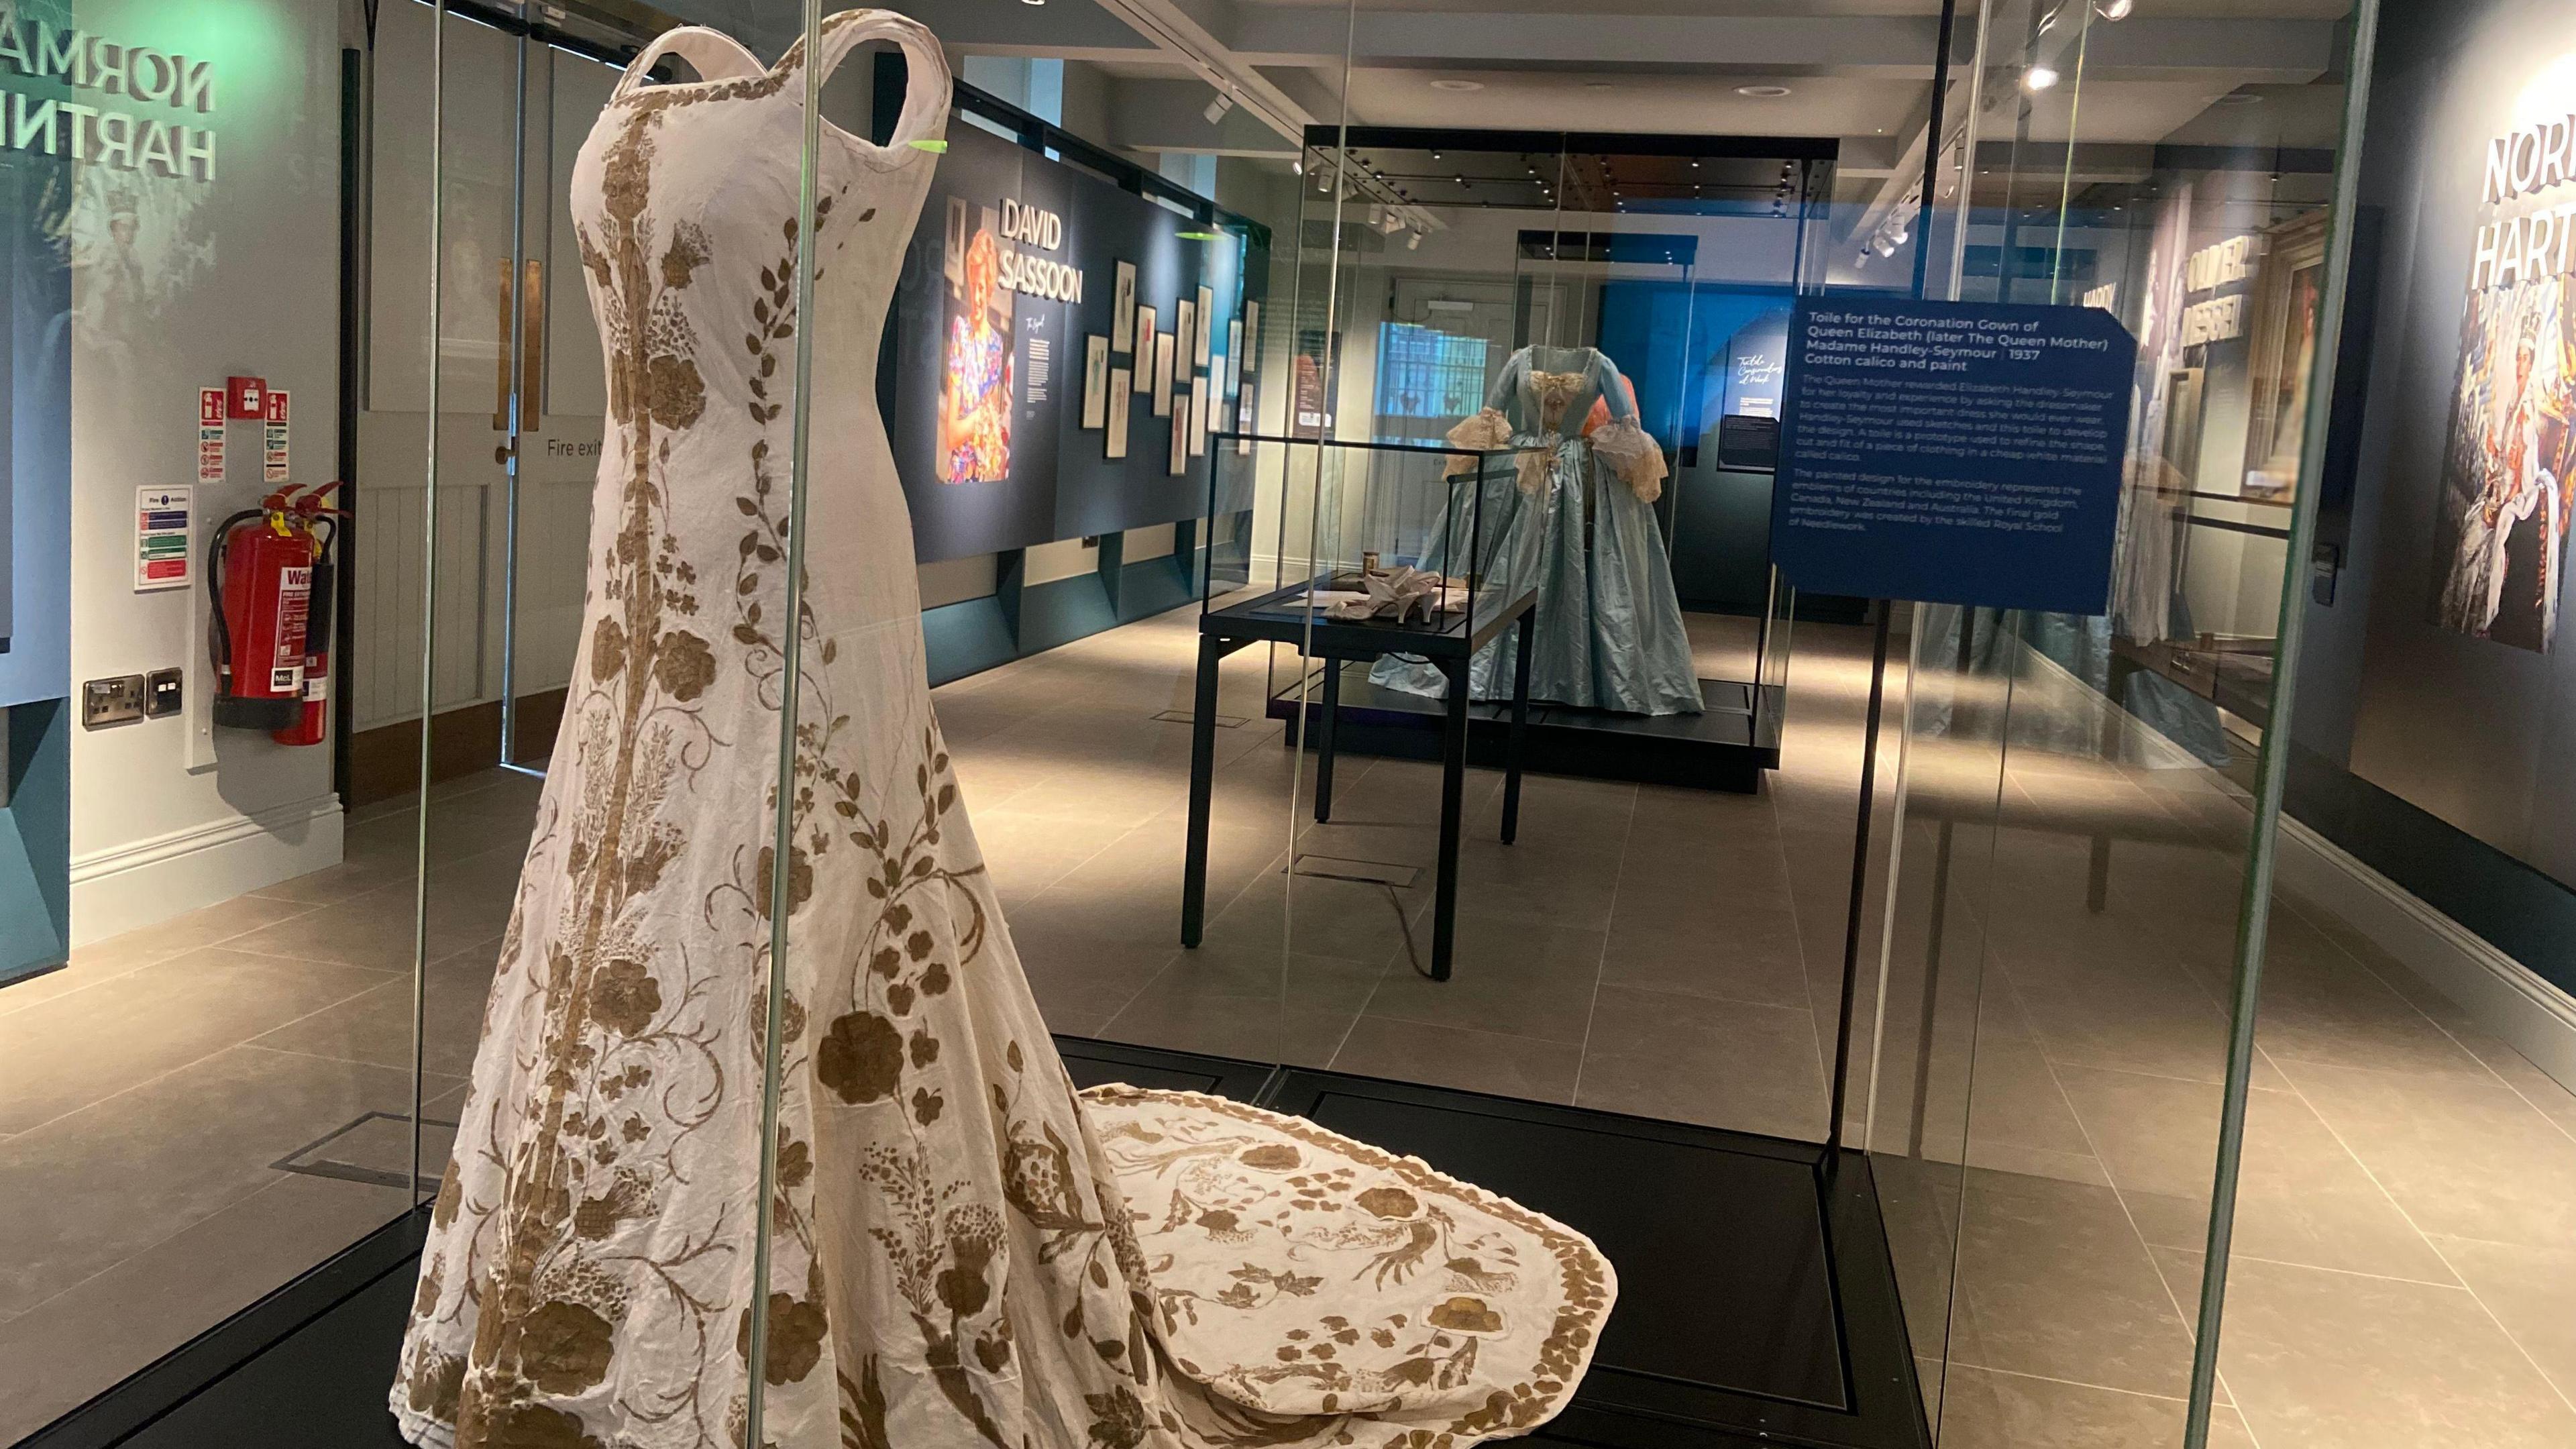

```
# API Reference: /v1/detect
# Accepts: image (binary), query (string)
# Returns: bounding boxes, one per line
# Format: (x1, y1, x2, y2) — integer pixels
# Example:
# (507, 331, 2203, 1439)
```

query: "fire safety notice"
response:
(136, 486, 191, 591)
(1770, 297, 2135, 614)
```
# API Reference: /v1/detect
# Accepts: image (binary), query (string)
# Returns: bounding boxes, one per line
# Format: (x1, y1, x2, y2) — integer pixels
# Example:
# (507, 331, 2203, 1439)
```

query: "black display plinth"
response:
(26, 1041, 1925, 1449)
(1273, 661, 1782, 796)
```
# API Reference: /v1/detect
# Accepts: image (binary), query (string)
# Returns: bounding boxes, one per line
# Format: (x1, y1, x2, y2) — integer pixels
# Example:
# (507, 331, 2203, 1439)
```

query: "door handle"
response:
(493, 258, 546, 433)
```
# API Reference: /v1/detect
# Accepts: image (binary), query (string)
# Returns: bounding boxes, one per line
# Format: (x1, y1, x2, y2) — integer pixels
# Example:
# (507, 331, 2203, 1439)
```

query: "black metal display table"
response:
(1182, 580, 1538, 981)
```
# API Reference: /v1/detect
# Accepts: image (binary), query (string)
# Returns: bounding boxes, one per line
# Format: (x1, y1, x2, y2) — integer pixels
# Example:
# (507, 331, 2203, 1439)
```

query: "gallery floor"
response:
(5, 599, 2576, 1446)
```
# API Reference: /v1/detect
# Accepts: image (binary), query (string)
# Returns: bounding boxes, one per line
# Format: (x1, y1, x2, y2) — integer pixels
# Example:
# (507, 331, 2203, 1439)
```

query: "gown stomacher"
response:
(388, 14, 1614, 1449)
(1371, 346, 1706, 716)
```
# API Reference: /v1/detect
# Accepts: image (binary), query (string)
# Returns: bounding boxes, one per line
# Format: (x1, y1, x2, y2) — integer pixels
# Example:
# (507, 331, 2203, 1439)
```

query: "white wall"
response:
(67, 0, 355, 943)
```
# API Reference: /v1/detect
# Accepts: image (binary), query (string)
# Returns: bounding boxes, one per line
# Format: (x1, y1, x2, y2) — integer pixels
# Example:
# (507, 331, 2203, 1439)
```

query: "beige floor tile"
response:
(1935, 1364, 2254, 1449)
(2002, 949, 2273, 1089)
(1099, 945, 1383, 1067)
(2055, 1065, 2456, 1283)
(1598, 908, 1811, 1010)
(2230, 919, 2496, 1083)
(0, 1045, 423, 1318)
(2279, 1058, 2576, 1250)
(1574, 984, 1828, 1140)
(225, 847, 524, 973)
(0, 947, 396, 1136)
(1947, 1169, 2199, 1399)
(7, 894, 324, 1014)
(2430, 1234, 2576, 1406)
(965, 808, 1138, 900)
(2186, 1250, 2576, 1448)
(1358, 914, 1604, 1044)
(1328, 1015, 1581, 1103)
(252, 937, 502, 1080)
(0, 1171, 411, 1444)
(1201, 869, 1421, 971)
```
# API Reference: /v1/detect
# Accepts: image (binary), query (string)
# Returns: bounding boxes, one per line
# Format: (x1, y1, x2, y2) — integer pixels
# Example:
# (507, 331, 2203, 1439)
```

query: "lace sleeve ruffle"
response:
(1588, 421, 1669, 502)
(1443, 407, 1512, 478)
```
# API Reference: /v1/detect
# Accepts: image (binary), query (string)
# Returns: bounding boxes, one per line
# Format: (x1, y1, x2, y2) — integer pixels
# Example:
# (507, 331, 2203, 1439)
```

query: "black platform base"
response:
(28, 1040, 1925, 1449)
(1273, 664, 1780, 794)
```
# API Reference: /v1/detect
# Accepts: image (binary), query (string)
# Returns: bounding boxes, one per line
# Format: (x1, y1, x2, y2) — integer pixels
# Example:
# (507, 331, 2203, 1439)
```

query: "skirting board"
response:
(68, 794, 345, 948)
(2276, 814, 2576, 1097)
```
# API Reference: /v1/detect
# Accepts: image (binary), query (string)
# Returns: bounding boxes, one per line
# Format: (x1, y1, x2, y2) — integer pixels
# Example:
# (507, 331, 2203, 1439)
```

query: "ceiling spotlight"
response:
(1430, 79, 1483, 93)
(1873, 235, 1898, 258)
(1888, 223, 1910, 244)
(1292, 158, 1303, 174)
(2025, 64, 2060, 91)
(2096, 0, 2132, 15)
(1407, 231, 1423, 250)
(1736, 85, 1792, 99)
(1203, 91, 1234, 125)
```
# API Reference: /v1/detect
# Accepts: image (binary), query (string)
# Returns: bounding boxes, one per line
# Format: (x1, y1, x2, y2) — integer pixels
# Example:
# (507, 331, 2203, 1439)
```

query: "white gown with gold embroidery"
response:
(389, 13, 1613, 1449)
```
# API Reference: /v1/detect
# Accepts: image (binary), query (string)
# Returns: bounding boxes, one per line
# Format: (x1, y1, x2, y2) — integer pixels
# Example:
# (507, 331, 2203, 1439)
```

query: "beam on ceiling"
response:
(1230, 11, 2334, 84)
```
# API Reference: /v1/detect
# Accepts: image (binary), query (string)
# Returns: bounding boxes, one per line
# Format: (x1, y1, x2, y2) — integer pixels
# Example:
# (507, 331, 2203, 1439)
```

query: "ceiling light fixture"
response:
(1735, 85, 1792, 99)
(1430, 79, 1483, 93)
(1203, 91, 1234, 125)
(2025, 64, 2060, 91)
(2095, 0, 2132, 15)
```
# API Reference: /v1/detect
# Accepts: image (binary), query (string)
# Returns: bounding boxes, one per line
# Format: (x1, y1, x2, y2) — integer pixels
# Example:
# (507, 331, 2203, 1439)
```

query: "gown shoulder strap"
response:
(611, 27, 765, 101)
(799, 9, 953, 151)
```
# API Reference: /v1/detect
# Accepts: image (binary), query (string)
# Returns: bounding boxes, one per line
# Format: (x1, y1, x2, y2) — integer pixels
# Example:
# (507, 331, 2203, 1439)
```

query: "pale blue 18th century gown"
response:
(1372, 345, 1705, 715)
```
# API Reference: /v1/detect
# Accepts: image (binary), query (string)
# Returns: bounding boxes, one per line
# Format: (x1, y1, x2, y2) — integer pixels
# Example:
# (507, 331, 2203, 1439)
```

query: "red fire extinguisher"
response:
(275, 482, 343, 747)
(208, 484, 331, 735)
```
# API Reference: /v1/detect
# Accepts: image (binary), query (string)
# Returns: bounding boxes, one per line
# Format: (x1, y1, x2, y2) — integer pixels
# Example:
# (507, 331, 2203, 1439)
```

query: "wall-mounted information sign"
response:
(1771, 297, 2136, 614)
(135, 485, 190, 590)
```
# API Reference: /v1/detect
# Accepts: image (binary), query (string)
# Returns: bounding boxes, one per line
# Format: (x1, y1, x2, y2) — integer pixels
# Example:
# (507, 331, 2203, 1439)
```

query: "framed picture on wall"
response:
(1168, 409, 1189, 475)
(1194, 284, 1215, 366)
(1173, 299, 1197, 382)
(1112, 262, 1137, 352)
(1242, 301, 1260, 373)
(1081, 336, 1110, 429)
(1152, 333, 1176, 416)
(1106, 368, 1131, 458)
(1189, 374, 1209, 456)
(2241, 210, 2330, 502)
(943, 196, 969, 291)
(1134, 307, 1156, 385)
(1226, 320, 1244, 394)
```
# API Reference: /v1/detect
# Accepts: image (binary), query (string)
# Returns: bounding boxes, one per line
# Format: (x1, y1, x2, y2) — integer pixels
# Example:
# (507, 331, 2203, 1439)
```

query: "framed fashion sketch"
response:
(1105, 368, 1131, 458)
(1194, 284, 1214, 366)
(1173, 299, 1197, 385)
(1189, 374, 1209, 456)
(1167, 407, 1189, 475)
(2241, 210, 2329, 502)
(1242, 300, 1260, 373)
(1226, 319, 1244, 394)
(1133, 306, 1156, 386)
(1112, 262, 1137, 352)
(1081, 335, 1110, 429)
(943, 195, 969, 291)
(1152, 332, 1175, 416)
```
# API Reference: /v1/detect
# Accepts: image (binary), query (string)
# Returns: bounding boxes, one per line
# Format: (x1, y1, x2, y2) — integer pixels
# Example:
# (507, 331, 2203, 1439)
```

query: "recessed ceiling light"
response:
(1431, 78, 1484, 93)
(1737, 85, 1792, 99)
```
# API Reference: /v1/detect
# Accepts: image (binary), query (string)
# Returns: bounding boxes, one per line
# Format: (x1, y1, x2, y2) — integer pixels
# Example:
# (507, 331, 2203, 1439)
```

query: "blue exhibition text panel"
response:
(1770, 297, 2136, 614)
